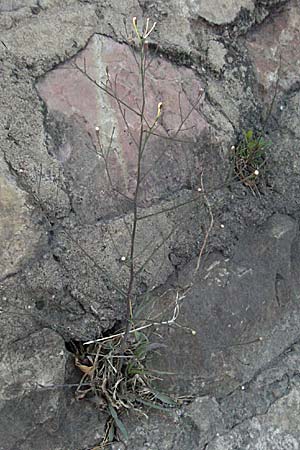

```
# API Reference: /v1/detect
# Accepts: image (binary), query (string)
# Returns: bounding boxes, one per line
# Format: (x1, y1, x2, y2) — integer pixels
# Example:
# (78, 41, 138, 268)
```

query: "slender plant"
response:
(68, 17, 211, 447)
(24, 16, 218, 449)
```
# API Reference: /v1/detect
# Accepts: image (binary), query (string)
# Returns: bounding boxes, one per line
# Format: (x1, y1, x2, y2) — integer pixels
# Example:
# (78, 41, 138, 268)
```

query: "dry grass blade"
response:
(72, 323, 180, 446)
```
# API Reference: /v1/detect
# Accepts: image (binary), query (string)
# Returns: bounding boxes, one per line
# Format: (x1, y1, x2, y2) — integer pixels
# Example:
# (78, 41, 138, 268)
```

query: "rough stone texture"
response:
(36, 34, 209, 221)
(246, 0, 300, 104)
(125, 335, 300, 449)
(1, 0, 300, 449)
(207, 39, 228, 73)
(207, 387, 300, 450)
(0, 329, 105, 450)
(148, 214, 300, 396)
(0, 158, 44, 280)
(187, 0, 255, 25)
(0, 0, 37, 12)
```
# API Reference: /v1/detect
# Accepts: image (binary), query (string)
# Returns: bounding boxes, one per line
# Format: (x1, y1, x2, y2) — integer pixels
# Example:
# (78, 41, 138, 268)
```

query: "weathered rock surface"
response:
(150, 214, 300, 396)
(0, 158, 44, 280)
(125, 337, 300, 449)
(0, 328, 105, 450)
(36, 33, 209, 221)
(1, 0, 300, 449)
(187, 0, 255, 25)
(246, 0, 300, 103)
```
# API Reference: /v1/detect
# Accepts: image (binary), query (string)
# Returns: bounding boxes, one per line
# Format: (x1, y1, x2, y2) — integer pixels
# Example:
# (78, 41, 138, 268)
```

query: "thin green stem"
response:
(123, 39, 147, 342)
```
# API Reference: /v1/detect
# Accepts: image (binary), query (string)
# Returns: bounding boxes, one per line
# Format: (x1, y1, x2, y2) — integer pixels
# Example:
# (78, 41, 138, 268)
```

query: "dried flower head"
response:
(157, 102, 163, 118)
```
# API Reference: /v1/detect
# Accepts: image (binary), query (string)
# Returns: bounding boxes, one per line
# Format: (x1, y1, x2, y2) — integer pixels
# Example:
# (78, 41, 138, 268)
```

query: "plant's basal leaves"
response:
(136, 398, 172, 411)
(148, 368, 176, 375)
(128, 366, 149, 375)
(108, 421, 115, 443)
(151, 390, 177, 406)
(108, 404, 129, 440)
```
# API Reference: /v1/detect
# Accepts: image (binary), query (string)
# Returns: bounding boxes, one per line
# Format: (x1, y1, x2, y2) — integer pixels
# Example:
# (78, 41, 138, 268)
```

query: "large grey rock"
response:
(125, 337, 300, 449)
(207, 387, 300, 450)
(150, 214, 300, 396)
(0, 328, 105, 450)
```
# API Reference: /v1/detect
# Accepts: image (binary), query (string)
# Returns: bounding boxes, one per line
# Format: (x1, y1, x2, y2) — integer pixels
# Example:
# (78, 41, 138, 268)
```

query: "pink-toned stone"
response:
(246, 0, 300, 102)
(37, 35, 209, 220)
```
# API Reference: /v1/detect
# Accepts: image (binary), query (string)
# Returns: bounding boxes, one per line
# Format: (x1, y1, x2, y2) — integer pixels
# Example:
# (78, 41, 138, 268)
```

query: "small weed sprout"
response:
(231, 129, 270, 189)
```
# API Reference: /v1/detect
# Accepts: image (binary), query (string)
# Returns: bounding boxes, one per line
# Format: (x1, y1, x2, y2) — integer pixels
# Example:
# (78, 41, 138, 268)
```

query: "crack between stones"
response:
(199, 338, 300, 447)
(0, 270, 21, 284)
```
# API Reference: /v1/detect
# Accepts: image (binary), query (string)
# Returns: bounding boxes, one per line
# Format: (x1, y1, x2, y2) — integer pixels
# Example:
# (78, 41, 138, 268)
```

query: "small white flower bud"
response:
(254, 169, 259, 176)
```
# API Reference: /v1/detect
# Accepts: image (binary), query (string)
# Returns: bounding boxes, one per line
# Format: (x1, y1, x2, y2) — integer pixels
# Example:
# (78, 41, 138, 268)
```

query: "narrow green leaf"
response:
(151, 390, 177, 406)
(136, 398, 171, 411)
(108, 404, 128, 440)
(245, 129, 253, 141)
(148, 368, 176, 375)
(128, 367, 148, 375)
(108, 422, 115, 443)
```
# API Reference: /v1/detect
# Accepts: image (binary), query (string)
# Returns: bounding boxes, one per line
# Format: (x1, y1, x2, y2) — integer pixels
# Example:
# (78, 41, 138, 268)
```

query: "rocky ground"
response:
(1, 0, 300, 449)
